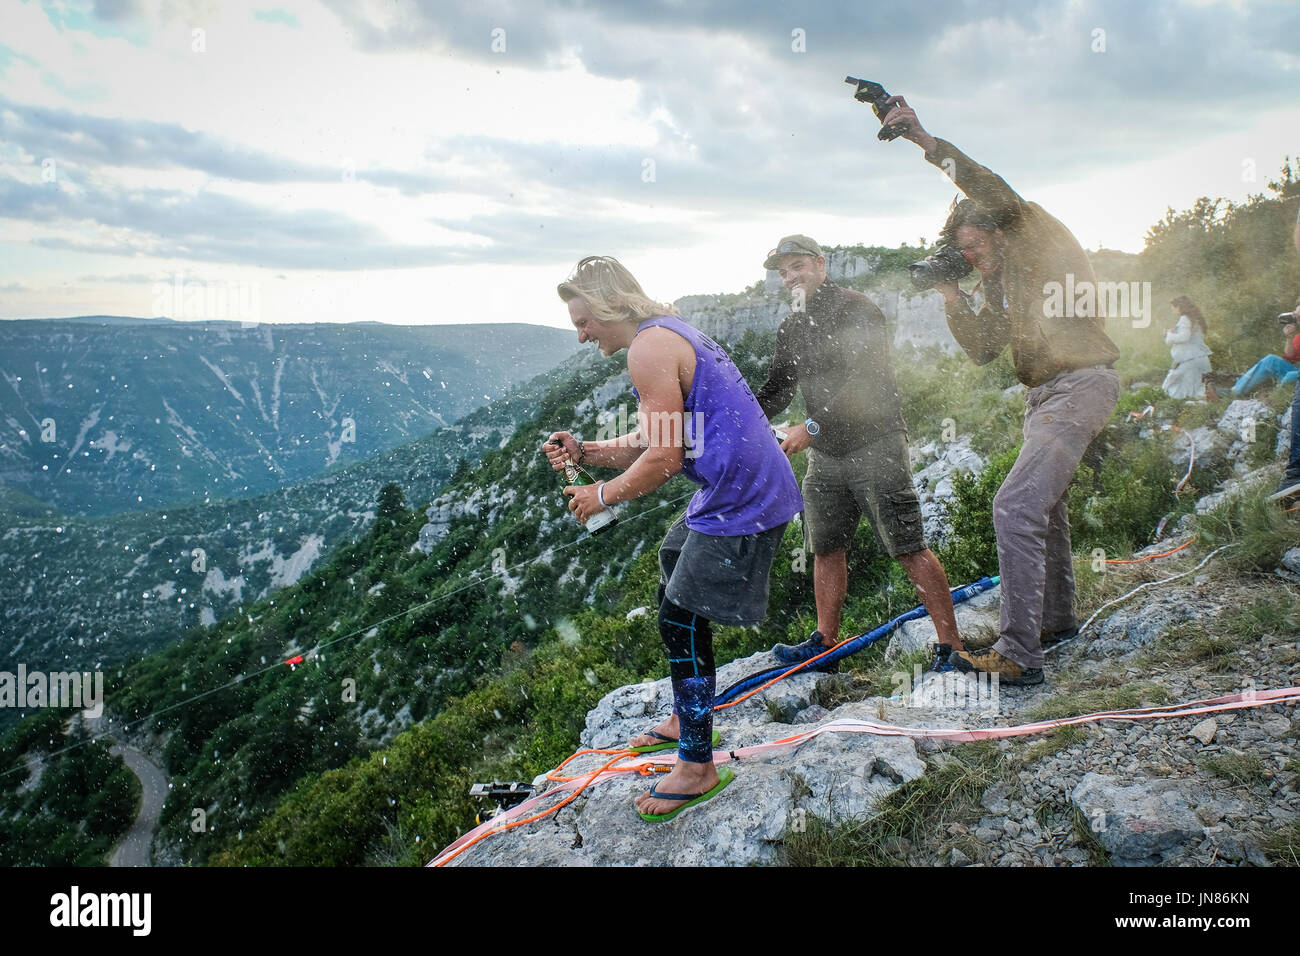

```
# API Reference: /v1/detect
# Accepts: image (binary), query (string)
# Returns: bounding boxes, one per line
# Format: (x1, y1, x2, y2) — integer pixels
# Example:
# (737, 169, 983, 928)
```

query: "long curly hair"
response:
(556, 256, 678, 323)
(1170, 294, 1208, 336)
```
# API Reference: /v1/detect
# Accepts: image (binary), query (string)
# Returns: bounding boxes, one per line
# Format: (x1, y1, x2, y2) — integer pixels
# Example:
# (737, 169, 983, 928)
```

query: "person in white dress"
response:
(1162, 295, 1212, 400)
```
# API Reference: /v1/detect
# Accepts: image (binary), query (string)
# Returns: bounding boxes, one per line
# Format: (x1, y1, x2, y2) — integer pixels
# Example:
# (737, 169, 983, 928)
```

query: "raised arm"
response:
(881, 95, 1030, 226)
(561, 327, 690, 525)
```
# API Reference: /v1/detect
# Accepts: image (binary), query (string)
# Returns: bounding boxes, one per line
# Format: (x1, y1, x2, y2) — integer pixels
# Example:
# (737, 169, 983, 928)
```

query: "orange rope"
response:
(435, 750, 636, 866)
(1105, 538, 1195, 565)
(435, 744, 680, 864)
(545, 747, 669, 783)
(713, 637, 852, 711)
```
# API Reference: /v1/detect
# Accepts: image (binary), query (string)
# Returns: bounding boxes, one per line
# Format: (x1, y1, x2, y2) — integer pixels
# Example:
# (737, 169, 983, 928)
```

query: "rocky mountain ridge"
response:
(447, 541, 1299, 867)
(0, 318, 574, 516)
(445, 398, 1300, 867)
(675, 248, 954, 351)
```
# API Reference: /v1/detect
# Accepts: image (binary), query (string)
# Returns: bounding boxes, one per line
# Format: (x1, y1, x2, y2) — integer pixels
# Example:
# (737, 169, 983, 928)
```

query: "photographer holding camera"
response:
(878, 93, 1120, 685)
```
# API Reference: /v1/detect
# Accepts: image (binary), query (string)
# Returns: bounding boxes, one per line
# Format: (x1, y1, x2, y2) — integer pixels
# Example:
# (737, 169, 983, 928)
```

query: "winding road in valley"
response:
(109, 744, 168, 867)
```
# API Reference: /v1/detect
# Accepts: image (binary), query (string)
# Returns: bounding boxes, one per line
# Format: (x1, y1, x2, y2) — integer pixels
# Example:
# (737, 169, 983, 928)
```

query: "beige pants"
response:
(992, 366, 1119, 668)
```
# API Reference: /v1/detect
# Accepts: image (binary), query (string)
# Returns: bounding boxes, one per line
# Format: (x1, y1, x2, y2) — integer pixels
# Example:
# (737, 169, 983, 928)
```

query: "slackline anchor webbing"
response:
(712, 575, 1000, 709)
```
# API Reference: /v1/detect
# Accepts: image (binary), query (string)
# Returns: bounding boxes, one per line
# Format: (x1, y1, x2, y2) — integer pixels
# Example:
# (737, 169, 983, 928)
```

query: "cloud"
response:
(252, 8, 301, 28)
(3, 0, 1297, 298)
(320, 0, 1300, 174)
(93, 0, 142, 23)
(2, 172, 466, 269)
(76, 272, 166, 283)
(0, 95, 447, 191)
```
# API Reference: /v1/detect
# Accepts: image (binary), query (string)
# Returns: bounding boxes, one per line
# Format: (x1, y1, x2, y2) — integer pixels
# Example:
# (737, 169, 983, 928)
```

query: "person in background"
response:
(1285, 202, 1300, 500)
(544, 255, 801, 821)
(1161, 295, 1213, 400)
(1283, 205, 1300, 502)
(1231, 295, 1300, 398)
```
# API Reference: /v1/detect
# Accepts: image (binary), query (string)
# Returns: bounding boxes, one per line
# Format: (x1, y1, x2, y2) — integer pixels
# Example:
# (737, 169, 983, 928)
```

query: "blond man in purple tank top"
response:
(544, 256, 801, 822)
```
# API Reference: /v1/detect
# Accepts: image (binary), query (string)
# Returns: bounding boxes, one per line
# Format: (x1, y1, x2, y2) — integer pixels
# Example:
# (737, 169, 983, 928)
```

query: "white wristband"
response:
(597, 482, 609, 508)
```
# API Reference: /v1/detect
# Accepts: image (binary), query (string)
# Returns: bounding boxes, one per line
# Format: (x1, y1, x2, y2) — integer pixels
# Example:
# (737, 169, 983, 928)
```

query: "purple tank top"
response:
(633, 315, 802, 535)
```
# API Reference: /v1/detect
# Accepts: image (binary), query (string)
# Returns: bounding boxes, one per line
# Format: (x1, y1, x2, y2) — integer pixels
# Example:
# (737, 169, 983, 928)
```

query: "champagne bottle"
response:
(549, 440, 617, 534)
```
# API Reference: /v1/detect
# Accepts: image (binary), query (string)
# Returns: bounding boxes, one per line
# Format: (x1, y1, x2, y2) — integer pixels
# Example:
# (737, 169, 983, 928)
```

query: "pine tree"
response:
(376, 482, 406, 528)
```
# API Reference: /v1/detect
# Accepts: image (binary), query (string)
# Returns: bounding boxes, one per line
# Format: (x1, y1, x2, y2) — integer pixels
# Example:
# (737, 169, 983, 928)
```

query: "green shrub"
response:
(936, 447, 1018, 583)
(1068, 429, 1201, 557)
(1195, 483, 1300, 573)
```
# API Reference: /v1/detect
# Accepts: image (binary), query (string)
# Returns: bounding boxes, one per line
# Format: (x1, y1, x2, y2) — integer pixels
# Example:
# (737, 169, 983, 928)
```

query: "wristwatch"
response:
(804, 418, 820, 438)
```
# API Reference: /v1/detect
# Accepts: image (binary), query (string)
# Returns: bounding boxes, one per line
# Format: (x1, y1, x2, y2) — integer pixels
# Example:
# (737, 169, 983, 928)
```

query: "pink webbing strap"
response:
(719, 687, 1300, 754)
(428, 686, 1299, 865)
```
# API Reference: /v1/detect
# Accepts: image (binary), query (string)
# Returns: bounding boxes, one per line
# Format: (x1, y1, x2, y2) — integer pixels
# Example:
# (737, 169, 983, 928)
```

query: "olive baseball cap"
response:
(763, 234, 823, 270)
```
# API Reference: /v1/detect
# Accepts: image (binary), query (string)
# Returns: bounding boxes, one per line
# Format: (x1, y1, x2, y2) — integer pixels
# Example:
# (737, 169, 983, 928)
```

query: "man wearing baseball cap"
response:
(755, 235, 964, 672)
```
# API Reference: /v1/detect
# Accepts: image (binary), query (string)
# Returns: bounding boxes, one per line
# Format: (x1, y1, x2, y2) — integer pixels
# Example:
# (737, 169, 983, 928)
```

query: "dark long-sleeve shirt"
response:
(755, 279, 905, 457)
(924, 138, 1120, 387)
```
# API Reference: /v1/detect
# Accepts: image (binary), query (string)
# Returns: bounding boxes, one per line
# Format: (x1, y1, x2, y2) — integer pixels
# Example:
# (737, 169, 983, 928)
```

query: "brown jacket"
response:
(925, 138, 1120, 387)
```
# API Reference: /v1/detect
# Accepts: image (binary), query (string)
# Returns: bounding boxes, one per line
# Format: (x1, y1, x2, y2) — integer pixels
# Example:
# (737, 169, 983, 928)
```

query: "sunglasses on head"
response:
(767, 241, 816, 260)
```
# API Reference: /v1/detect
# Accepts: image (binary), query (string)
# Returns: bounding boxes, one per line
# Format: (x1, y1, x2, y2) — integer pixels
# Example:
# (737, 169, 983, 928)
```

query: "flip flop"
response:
(638, 767, 735, 823)
(627, 728, 722, 754)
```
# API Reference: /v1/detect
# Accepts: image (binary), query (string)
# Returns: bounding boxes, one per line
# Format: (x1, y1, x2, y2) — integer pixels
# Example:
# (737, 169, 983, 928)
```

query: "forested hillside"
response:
(0, 350, 590, 688)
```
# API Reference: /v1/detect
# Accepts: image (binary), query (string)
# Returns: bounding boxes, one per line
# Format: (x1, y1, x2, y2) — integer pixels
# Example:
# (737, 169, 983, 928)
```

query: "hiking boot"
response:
(1268, 476, 1300, 503)
(770, 632, 839, 672)
(949, 647, 1043, 686)
(1040, 625, 1079, 649)
(926, 642, 955, 673)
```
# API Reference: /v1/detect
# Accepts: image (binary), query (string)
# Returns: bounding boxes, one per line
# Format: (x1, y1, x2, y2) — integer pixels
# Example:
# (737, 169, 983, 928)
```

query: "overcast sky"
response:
(1, 0, 1297, 328)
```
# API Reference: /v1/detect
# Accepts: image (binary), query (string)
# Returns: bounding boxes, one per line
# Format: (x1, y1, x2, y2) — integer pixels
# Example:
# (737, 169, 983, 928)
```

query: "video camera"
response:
(844, 77, 910, 141)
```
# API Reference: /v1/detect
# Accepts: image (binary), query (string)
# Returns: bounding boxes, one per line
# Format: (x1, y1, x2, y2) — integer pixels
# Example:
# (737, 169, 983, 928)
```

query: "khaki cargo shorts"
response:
(802, 431, 926, 557)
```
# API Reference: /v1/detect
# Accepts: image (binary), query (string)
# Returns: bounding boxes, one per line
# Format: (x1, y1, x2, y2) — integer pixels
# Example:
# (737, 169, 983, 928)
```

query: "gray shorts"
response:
(802, 431, 927, 557)
(659, 514, 788, 627)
